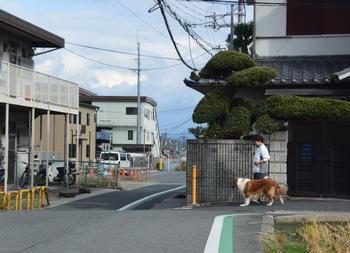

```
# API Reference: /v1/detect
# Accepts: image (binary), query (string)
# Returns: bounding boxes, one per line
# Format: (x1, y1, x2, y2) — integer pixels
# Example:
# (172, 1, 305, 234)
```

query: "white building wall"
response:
(93, 100, 160, 157)
(254, 0, 350, 57)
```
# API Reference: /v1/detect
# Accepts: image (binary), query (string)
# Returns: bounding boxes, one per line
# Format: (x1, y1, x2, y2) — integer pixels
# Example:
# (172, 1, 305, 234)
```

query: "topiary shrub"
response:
(192, 87, 232, 124)
(225, 66, 277, 88)
(257, 96, 350, 120)
(199, 51, 255, 79)
(255, 115, 279, 134)
(231, 97, 255, 110)
(223, 106, 251, 138)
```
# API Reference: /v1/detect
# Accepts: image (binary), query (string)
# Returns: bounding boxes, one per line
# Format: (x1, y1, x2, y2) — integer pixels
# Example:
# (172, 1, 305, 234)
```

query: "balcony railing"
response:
(0, 61, 79, 110)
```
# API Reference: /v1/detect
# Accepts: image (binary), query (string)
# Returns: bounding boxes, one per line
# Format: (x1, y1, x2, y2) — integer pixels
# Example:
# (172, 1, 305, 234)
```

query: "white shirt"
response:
(253, 143, 270, 173)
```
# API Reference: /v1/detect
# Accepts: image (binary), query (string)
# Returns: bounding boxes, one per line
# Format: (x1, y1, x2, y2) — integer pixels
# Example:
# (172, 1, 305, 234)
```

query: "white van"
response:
(99, 151, 131, 168)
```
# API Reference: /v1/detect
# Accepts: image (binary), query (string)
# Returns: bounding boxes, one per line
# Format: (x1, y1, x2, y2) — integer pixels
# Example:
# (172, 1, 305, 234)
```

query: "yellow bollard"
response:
(192, 165, 197, 205)
(159, 158, 163, 171)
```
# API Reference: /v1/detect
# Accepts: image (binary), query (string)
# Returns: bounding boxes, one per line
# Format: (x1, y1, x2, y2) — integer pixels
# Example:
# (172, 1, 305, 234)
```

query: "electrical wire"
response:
(156, 0, 198, 70)
(64, 47, 208, 71)
(64, 48, 137, 71)
(114, 0, 187, 50)
(66, 42, 182, 61)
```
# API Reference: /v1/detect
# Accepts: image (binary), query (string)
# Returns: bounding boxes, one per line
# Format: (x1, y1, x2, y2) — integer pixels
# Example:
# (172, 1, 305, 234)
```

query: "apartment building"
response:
(80, 96, 161, 158)
(0, 10, 79, 191)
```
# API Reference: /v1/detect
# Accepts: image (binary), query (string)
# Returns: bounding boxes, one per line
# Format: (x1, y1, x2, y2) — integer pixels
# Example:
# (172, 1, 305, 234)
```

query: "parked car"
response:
(99, 151, 131, 168)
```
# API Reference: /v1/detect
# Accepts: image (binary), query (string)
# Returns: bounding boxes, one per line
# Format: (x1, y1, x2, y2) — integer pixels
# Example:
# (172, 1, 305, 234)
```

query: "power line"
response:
(64, 47, 208, 71)
(156, 0, 198, 70)
(66, 42, 182, 61)
(114, 0, 187, 50)
(177, 0, 350, 6)
(64, 48, 137, 71)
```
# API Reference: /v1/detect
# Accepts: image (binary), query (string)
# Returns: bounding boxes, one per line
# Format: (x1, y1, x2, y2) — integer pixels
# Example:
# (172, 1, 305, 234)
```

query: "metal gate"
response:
(287, 121, 350, 198)
(186, 139, 255, 205)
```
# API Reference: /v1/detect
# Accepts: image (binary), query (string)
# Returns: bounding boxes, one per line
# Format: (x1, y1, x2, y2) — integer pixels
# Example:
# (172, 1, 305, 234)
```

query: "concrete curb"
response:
(260, 215, 275, 235)
(275, 212, 350, 224)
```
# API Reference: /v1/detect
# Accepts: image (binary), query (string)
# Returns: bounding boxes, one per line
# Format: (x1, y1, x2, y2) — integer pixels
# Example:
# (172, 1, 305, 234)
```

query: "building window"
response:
(69, 144, 77, 158)
(81, 125, 86, 134)
(86, 144, 90, 158)
(126, 107, 137, 115)
(128, 130, 133, 140)
(94, 113, 97, 123)
(69, 114, 77, 124)
(79, 112, 82, 124)
(87, 113, 90, 126)
(144, 108, 150, 120)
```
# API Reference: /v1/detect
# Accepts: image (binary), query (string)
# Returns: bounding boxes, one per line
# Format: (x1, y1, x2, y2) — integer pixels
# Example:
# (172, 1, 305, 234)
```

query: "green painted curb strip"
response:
(219, 216, 234, 253)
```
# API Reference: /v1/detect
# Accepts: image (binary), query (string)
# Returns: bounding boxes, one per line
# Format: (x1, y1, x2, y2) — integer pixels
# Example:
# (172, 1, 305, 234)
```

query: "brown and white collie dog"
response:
(232, 176, 288, 207)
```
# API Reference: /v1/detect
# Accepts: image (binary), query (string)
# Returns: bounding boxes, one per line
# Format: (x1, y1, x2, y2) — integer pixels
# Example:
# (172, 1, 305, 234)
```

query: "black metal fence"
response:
(186, 139, 255, 205)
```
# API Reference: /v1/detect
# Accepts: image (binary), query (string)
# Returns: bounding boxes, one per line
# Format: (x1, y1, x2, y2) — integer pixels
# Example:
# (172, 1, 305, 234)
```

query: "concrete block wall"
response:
(268, 131, 288, 185)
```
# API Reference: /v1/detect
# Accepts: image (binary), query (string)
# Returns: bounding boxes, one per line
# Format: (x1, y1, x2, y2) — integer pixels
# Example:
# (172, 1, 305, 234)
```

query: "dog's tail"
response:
(276, 184, 288, 196)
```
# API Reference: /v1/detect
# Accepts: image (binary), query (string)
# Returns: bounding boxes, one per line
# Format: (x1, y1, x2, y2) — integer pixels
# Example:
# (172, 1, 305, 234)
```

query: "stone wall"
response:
(268, 131, 288, 185)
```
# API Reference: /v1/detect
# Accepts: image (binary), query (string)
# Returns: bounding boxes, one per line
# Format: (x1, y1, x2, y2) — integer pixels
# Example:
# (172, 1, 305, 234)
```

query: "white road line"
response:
(117, 185, 186, 211)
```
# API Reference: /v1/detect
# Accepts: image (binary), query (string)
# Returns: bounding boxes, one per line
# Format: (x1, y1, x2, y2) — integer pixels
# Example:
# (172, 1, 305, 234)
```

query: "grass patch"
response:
(261, 222, 350, 253)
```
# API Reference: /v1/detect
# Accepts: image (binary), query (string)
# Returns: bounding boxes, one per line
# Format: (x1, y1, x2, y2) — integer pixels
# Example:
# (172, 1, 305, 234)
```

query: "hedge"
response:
(257, 96, 350, 120)
(199, 51, 255, 79)
(225, 66, 277, 88)
(224, 106, 251, 137)
(255, 114, 279, 134)
(192, 88, 232, 124)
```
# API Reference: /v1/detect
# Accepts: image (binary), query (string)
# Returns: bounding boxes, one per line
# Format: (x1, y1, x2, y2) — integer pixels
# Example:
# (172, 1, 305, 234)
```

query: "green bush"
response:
(192, 88, 232, 124)
(199, 51, 255, 79)
(257, 96, 350, 120)
(223, 106, 251, 138)
(255, 114, 279, 134)
(231, 97, 255, 110)
(225, 66, 277, 88)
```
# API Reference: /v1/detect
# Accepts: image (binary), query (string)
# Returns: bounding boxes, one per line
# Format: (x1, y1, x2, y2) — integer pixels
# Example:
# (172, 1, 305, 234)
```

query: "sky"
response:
(1, 0, 252, 139)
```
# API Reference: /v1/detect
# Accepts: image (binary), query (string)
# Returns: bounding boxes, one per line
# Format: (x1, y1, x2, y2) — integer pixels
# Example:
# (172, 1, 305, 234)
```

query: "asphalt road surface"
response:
(52, 184, 185, 210)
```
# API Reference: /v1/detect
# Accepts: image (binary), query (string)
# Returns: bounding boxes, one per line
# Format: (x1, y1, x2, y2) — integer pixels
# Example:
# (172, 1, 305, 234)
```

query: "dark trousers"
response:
(253, 173, 267, 179)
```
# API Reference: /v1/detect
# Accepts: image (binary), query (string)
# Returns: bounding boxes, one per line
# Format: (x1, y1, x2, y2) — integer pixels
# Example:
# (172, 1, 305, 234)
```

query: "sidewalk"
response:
(200, 198, 350, 253)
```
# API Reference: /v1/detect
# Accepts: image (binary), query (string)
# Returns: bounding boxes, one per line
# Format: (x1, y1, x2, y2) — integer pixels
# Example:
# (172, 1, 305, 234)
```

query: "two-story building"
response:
(0, 10, 79, 192)
(184, 1, 350, 198)
(34, 88, 98, 163)
(80, 96, 161, 159)
(254, 0, 350, 198)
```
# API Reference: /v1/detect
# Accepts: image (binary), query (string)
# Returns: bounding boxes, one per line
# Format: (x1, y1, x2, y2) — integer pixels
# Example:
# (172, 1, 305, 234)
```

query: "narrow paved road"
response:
(52, 183, 185, 210)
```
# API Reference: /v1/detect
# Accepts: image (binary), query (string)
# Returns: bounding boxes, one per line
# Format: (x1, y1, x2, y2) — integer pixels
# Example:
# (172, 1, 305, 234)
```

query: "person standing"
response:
(252, 135, 270, 179)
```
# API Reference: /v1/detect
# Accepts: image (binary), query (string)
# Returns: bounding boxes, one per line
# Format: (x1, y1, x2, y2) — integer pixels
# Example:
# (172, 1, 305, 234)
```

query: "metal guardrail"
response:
(186, 140, 255, 205)
(0, 186, 49, 211)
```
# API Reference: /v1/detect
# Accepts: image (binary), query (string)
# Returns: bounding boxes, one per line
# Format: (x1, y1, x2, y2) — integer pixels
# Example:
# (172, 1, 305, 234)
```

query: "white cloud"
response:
(92, 69, 138, 88)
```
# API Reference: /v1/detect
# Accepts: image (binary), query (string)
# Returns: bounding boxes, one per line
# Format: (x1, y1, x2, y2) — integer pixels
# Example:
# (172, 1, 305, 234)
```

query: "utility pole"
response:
(205, 5, 235, 50)
(229, 4, 234, 50)
(238, 0, 244, 24)
(136, 42, 141, 144)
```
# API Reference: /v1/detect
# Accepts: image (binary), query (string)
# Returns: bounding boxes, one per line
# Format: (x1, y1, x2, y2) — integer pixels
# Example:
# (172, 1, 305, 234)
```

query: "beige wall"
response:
(35, 105, 97, 162)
